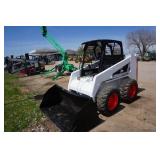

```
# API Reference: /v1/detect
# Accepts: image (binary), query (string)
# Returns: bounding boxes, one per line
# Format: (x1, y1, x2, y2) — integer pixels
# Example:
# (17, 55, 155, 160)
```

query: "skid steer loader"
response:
(40, 39, 138, 131)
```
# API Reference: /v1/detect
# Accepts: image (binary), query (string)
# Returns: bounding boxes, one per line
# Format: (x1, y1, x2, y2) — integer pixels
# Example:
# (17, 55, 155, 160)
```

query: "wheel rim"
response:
(128, 84, 137, 98)
(107, 93, 119, 111)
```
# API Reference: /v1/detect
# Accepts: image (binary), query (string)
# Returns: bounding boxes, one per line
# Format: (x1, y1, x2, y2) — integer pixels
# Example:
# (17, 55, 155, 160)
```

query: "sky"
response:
(4, 26, 155, 56)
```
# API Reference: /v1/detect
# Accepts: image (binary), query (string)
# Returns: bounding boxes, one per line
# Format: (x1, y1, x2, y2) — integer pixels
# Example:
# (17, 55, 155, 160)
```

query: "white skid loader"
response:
(40, 40, 138, 131)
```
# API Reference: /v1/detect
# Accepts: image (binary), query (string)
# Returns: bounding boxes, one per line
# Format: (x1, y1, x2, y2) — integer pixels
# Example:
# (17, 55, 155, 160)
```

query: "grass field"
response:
(4, 72, 43, 132)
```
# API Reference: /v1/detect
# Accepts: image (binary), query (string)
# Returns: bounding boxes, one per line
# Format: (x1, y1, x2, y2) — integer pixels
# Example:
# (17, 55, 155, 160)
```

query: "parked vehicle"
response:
(40, 39, 139, 131)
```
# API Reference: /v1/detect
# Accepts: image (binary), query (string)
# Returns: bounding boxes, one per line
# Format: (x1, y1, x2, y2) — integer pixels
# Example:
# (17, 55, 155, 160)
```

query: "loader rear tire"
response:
(120, 79, 138, 102)
(96, 87, 120, 115)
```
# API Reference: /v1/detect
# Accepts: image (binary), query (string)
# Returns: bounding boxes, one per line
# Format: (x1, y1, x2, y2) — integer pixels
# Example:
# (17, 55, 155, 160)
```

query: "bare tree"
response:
(127, 29, 156, 59)
(76, 46, 84, 62)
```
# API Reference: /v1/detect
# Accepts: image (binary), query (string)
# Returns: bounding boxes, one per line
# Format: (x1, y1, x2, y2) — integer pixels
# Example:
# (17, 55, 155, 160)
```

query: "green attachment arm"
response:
(41, 26, 47, 37)
(41, 26, 66, 62)
(40, 26, 77, 80)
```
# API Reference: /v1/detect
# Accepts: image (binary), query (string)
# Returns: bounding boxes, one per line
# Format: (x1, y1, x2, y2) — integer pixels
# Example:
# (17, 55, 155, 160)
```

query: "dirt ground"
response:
(20, 61, 156, 132)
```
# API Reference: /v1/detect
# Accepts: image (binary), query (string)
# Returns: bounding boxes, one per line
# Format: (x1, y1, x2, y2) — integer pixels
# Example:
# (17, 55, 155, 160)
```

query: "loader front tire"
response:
(96, 87, 120, 115)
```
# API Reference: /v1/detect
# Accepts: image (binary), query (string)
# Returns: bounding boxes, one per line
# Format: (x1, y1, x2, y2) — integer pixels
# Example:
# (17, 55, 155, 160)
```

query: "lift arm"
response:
(41, 26, 67, 63)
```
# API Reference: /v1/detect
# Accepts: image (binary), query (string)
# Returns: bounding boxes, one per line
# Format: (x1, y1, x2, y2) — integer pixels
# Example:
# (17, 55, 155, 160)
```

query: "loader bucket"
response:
(40, 85, 102, 131)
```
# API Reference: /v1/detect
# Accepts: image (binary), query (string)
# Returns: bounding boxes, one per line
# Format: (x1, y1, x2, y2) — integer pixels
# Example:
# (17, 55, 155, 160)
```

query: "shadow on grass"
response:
(34, 94, 44, 100)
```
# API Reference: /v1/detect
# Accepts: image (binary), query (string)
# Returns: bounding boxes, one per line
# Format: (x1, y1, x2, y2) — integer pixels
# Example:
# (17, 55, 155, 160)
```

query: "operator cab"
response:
(80, 39, 124, 77)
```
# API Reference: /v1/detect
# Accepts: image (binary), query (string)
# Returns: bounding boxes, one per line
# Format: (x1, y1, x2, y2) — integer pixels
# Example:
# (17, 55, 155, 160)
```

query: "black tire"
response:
(96, 87, 120, 115)
(55, 65, 63, 73)
(8, 68, 12, 73)
(41, 67, 45, 72)
(120, 79, 138, 102)
(7, 65, 12, 73)
(27, 70, 31, 76)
